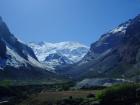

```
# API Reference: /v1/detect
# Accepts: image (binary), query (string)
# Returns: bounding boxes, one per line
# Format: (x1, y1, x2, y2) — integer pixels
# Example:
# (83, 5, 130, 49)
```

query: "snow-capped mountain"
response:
(0, 17, 56, 80)
(29, 41, 89, 68)
(62, 14, 140, 81)
(0, 17, 42, 69)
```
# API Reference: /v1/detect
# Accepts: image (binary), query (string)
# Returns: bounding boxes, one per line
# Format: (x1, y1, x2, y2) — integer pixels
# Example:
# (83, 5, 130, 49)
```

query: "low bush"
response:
(96, 83, 140, 105)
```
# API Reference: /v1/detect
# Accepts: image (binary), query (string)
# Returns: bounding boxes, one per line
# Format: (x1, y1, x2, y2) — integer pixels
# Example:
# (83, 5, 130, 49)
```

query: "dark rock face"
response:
(45, 53, 64, 61)
(64, 14, 140, 81)
(90, 32, 124, 54)
(83, 21, 130, 62)
(0, 39, 6, 58)
(45, 53, 72, 65)
(119, 15, 140, 64)
(0, 18, 38, 61)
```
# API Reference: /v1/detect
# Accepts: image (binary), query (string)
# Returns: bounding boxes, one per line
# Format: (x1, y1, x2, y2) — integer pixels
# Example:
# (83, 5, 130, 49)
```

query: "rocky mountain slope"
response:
(62, 14, 140, 82)
(0, 17, 57, 80)
(29, 42, 89, 69)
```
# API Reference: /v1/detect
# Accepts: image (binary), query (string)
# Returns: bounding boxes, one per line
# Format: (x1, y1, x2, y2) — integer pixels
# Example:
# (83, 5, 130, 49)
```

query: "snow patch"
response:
(110, 22, 130, 34)
(75, 78, 132, 88)
(6, 47, 27, 68)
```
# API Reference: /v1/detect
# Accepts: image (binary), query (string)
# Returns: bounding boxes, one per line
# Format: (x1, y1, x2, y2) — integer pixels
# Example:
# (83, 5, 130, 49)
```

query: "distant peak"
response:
(38, 41, 46, 46)
(29, 41, 45, 45)
(29, 41, 89, 48)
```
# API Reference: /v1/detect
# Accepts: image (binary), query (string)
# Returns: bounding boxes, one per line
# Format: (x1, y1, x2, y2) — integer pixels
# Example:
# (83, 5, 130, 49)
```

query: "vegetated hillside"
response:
(61, 14, 140, 81)
(0, 17, 59, 81)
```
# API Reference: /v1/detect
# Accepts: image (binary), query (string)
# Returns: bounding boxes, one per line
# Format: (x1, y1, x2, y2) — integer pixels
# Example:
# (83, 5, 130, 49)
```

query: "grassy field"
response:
(2, 83, 139, 105)
(19, 90, 98, 105)
(0, 81, 76, 105)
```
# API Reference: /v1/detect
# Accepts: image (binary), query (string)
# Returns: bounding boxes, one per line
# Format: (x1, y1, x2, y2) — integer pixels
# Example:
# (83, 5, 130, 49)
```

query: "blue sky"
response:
(0, 0, 140, 45)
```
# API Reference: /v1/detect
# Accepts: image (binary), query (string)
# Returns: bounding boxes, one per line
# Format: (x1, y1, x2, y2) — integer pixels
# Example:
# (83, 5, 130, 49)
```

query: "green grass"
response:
(0, 80, 12, 87)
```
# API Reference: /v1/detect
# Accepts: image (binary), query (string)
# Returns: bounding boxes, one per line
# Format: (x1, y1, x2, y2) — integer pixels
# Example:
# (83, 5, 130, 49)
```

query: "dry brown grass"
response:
(19, 90, 98, 105)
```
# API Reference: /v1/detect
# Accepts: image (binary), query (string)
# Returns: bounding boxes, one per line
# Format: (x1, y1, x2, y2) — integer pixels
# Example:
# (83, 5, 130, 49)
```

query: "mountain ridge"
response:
(0, 17, 58, 80)
(60, 14, 140, 82)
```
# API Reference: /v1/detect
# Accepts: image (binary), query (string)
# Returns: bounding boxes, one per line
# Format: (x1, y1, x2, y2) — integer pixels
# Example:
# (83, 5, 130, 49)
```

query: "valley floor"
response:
(0, 82, 140, 105)
(19, 90, 98, 105)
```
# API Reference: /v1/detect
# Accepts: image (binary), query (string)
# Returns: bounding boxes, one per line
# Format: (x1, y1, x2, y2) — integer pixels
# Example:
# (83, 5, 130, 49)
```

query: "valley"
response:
(0, 7, 140, 105)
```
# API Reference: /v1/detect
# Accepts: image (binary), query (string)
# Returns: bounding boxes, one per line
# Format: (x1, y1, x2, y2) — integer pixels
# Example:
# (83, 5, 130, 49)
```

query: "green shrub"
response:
(96, 83, 140, 105)
(0, 80, 12, 87)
